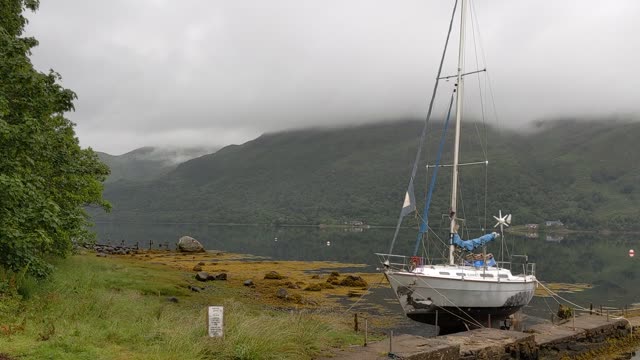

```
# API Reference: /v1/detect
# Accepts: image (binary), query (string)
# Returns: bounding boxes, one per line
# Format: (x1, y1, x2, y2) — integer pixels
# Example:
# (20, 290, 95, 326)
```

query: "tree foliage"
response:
(0, 0, 110, 277)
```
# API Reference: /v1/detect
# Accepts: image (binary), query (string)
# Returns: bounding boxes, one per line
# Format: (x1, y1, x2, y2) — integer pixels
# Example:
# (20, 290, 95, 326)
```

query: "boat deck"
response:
(410, 264, 536, 283)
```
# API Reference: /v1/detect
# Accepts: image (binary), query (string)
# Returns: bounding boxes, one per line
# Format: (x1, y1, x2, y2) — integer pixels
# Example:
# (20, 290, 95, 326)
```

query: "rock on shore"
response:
(178, 236, 205, 253)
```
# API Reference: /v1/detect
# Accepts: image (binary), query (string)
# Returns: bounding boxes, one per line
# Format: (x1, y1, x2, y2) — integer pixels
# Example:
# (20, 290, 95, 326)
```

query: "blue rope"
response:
(413, 92, 456, 256)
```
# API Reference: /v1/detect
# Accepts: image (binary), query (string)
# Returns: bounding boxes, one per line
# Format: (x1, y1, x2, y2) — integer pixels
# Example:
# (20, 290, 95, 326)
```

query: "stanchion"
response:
(364, 317, 368, 347)
(354, 313, 358, 332)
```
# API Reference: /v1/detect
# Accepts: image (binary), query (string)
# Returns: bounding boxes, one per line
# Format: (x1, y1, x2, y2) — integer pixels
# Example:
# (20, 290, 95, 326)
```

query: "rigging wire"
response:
(421, 92, 452, 259)
(449, 2, 490, 247)
(468, 2, 508, 259)
(469, 1, 503, 131)
(387, 0, 459, 255)
(428, 226, 451, 259)
(468, 2, 489, 162)
(468, 3, 490, 234)
(344, 274, 387, 313)
(386, 272, 485, 329)
(464, 3, 489, 239)
(420, 92, 456, 262)
(421, 224, 449, 262)
(411, 276, 485, 328)
(413, 92, 456, 256)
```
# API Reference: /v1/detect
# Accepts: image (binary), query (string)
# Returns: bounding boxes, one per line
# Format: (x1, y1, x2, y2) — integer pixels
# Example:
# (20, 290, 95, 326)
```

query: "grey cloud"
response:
(25, 0, 640, 154)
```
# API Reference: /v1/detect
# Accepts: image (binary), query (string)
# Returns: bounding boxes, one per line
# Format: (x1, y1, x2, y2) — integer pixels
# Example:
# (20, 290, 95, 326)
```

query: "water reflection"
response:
(92, 223, 416, 265)
(92, 223, 640, 322)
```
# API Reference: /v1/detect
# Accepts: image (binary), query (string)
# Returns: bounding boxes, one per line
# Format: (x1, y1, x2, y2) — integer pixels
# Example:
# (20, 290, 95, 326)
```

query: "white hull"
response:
(384, 264, 536, 330)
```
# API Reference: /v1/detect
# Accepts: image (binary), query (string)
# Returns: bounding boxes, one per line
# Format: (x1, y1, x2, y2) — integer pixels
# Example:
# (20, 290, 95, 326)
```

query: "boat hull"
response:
(385, 268, 536, 333)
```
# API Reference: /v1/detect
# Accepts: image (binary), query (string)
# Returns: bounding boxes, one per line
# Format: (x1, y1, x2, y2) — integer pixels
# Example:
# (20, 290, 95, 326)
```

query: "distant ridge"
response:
(97, 146, 217, 183)
(94, 118, 640, 230)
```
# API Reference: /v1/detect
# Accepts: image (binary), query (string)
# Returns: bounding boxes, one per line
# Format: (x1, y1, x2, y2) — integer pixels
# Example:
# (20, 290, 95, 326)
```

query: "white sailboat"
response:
(377, 0, 536, 334)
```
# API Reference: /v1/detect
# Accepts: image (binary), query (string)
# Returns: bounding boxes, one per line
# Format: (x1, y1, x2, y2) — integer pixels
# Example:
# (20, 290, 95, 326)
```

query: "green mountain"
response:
(94, 119, 640, 230)
(97, 146, 217, 184)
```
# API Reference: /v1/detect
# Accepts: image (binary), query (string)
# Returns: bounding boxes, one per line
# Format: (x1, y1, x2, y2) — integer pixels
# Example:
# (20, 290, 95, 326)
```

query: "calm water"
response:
(93, 223, 640, 333)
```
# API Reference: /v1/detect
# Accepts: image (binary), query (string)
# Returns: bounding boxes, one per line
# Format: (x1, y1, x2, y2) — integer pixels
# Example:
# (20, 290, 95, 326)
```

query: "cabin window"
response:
(498, 274, 508, 279)
(439, 272, 450, 275)
(456, 273, 464, 276)
(480, 274, 494, 278)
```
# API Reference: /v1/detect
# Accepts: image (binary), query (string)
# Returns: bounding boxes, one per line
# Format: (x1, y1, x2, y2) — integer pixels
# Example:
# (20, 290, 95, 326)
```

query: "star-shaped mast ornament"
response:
(493, 210, 512, 228)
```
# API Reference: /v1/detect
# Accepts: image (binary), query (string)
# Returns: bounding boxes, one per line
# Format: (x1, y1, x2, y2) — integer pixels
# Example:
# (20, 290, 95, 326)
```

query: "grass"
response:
(0, 254, 368, 359)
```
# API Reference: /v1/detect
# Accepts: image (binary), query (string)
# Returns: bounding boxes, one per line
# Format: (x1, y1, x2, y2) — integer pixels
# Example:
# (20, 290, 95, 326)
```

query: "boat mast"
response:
(449, 0, 467, 265)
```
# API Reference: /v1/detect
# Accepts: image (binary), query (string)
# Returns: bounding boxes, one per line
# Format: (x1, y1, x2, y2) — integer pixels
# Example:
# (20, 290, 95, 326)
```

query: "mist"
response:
(25, 0, 640, 154)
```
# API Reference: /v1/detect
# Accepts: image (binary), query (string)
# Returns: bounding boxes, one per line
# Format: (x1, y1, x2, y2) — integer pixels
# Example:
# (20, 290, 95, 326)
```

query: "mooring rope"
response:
(535, 279, 616, 317)
(537, 280, 637, 338)
(536, 280, 593, 312)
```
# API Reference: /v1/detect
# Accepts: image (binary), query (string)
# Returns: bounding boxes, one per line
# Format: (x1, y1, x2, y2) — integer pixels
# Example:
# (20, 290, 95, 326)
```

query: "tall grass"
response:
(0, 255, 360, 359)
(212, 303, 360, 360)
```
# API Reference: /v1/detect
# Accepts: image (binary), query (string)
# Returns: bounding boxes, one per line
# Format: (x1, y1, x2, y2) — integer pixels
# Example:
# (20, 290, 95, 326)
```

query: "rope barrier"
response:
(536, 279, 639, 339)
(536, 280, 597, 314)
(535, 280, 640, 318)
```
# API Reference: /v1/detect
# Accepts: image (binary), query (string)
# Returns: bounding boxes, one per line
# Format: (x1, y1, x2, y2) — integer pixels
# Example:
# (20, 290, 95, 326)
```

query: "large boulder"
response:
(178, 236, 205, 253)
(195, 272, 210, 282)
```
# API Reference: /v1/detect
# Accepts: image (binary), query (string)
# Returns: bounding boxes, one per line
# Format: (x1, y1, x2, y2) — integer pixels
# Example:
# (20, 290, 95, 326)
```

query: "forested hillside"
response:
(94, 119, 640, 230)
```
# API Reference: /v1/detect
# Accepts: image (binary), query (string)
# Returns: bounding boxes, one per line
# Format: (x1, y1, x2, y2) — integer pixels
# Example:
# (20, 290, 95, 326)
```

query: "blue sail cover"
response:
(452, 233, 498, 251)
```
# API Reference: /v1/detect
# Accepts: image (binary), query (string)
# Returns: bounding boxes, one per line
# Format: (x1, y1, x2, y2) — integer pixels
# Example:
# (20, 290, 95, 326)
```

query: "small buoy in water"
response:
(326, 241, 331, 246)
(630, 249, 635, 257)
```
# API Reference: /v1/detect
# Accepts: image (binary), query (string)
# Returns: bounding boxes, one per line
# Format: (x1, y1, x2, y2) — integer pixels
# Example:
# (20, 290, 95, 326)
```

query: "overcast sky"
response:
(25, 1, 640, 155)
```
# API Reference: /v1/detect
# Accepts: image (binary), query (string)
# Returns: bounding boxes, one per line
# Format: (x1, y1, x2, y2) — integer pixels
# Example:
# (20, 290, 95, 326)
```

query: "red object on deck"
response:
(410, 256, 422, 266)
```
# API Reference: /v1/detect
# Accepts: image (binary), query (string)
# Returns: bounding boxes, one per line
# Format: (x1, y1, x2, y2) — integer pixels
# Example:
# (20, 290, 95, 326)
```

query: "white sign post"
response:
(208, 306, 224, 338)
